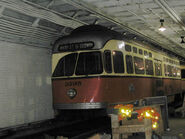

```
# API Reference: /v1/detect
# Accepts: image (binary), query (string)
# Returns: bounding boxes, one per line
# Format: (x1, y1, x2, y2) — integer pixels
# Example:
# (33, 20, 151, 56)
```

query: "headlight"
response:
(67, 88, 77, 99)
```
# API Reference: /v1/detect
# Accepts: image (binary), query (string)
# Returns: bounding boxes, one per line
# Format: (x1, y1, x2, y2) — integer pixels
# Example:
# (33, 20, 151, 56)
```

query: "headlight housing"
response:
(67, 88, 77, 99)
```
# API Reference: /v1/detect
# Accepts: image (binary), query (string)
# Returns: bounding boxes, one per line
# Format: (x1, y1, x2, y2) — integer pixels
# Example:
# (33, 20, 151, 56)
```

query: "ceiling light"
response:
(158, 19, 166, 32)
(181, 36, 185, 43)
(123, 32, 127, 35)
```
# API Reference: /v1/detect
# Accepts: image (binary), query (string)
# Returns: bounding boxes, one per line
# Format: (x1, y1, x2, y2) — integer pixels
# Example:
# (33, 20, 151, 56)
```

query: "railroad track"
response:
(48, 116, 111, 139)
(0, 116, 111, 139)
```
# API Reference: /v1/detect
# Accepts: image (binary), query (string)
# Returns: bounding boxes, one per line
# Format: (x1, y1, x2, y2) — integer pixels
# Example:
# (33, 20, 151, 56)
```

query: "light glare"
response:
(145, 112, 151, 117)
(118, 42, 125, 49)
(159, 27, 166, 32)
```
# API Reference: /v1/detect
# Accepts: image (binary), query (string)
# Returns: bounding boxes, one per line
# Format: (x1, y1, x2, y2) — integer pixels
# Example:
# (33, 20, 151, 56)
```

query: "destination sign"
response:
(58, 41, 94, 52)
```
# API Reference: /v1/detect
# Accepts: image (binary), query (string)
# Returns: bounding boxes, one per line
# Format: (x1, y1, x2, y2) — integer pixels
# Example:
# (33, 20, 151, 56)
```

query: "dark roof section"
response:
(53, 25, 123, 53)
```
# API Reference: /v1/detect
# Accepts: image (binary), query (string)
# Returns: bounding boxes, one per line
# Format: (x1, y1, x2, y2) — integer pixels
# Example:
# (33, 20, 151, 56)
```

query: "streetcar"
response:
(52, 25, 185, 118)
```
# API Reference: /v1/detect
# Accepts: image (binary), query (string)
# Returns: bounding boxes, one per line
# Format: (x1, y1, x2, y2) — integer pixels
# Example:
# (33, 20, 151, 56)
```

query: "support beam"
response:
(71, 11, 79, 18)
(0, 0, 85, 29)
(46, 0, 54, 8)
(32, 0, 54, 27)
(32, 18, 40, 27)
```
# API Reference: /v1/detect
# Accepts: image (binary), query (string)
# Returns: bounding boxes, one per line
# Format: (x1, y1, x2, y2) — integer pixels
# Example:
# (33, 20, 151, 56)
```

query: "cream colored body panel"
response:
(52, 39, 181, 79)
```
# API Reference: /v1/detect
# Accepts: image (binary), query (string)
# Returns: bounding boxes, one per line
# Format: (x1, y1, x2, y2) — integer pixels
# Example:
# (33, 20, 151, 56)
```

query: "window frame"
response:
(134, 56, 145, 74)
(154, 62, 162, 76)
(75, 51, 103, 75)
(145, 59, 154, 75)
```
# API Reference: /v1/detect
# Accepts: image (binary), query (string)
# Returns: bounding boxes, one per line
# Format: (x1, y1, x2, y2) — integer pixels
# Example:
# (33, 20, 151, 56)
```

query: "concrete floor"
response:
(126, 117, 185, 139)
(90, 117, 185, 139)
(162, 117, 185, 139)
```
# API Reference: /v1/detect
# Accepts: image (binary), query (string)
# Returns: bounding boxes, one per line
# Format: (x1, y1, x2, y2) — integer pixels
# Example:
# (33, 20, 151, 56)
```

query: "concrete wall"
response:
(0, 41, 54, 128)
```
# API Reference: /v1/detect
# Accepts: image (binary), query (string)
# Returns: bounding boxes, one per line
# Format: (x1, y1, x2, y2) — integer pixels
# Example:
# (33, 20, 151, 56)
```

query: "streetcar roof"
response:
(53, 25, 123, 53)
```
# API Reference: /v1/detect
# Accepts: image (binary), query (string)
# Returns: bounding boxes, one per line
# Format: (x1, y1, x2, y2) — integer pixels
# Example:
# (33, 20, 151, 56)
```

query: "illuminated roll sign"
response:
(58, 41, 94, 52)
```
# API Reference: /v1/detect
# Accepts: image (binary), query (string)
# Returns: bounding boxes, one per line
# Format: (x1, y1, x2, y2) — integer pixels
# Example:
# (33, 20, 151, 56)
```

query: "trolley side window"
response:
(104, 50, 112, 73)
(172, 67, 177, 77)
(126, 55, 133, 74)
(145, 59, 154, 75)
(139, 49, 143, 55)
(53, 53, 78, 77)
(76, 51, 103, 75)
(149, 52, 152, 58)
(181, 69, 185, 78)
(144, 51, 147, 55)
(164, 64, 168, 76)
(134, 56, 145, 74)
(125, 45, 131, 52)
(133, 47, 137, 54)
(154, 63, 162, 76)
(167, 65, 172, 77)
(177, 68, 181, 77)
(113, 51, 124, 73)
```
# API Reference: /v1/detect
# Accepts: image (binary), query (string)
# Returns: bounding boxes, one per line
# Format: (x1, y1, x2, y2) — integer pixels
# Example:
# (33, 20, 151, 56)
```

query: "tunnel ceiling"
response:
(0, 0, 185, 61)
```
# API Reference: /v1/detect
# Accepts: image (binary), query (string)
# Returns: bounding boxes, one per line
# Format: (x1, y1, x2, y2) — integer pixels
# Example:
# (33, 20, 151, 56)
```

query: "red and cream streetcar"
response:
(52, 25, 185, 118)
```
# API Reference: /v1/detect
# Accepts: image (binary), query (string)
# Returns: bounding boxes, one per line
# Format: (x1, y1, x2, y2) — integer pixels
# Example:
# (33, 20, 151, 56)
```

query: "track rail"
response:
(47, 116, 111, 139)
(0, 116, 111, 139)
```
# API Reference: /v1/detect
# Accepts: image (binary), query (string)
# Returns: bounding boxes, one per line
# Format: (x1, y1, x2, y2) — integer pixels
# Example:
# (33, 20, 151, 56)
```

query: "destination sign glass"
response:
(58, 42, 94, 52)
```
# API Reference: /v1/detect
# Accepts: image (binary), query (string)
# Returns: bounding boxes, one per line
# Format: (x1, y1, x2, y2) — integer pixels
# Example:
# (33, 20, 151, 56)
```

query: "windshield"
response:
(53, 51, 103, 77)
(53, 53, 78, 77)
(76, 51, 103, 75)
